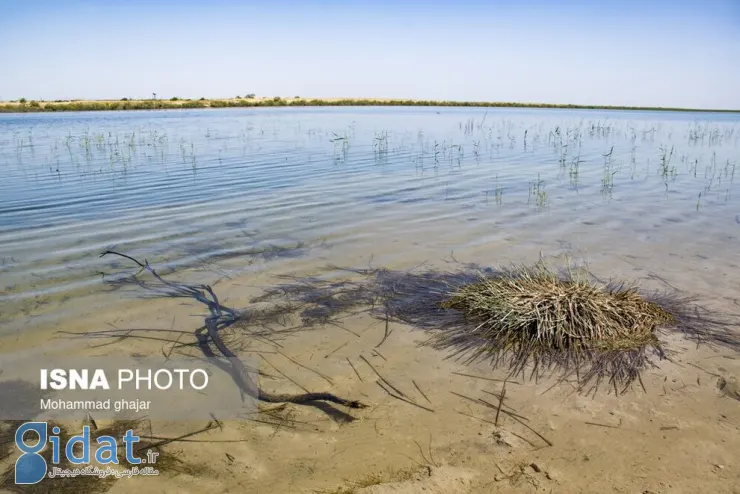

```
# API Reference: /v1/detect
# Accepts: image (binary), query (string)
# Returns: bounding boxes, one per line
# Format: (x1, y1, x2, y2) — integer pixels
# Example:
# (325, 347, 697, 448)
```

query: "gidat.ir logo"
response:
(14, 421, 144, 484)
(15, 422, 49, 484)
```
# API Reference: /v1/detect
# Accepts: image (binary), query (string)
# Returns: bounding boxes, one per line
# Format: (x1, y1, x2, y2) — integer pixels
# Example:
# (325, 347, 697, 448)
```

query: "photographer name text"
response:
(41, 398, 151, 413)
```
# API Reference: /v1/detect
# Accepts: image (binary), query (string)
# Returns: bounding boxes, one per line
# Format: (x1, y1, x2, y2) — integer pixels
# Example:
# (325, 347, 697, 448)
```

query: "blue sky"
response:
(0, 0, 738, 108)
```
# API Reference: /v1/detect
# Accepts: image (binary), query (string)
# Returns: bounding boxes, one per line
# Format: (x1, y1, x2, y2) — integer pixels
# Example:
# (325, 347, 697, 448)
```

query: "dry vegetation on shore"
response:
(1, 95, 739, 114)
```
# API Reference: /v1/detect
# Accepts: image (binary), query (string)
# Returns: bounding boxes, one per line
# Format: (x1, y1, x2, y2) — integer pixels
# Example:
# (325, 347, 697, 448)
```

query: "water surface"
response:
(1, 107, 738, 334)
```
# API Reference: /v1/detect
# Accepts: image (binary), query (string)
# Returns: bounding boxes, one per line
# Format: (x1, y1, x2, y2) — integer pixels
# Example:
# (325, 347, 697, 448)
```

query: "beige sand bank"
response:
(2, 240, 739, 494)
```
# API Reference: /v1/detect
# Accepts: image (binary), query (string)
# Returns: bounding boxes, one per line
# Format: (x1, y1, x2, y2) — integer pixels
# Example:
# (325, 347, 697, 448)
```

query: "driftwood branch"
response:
(100, 251, 366, 409)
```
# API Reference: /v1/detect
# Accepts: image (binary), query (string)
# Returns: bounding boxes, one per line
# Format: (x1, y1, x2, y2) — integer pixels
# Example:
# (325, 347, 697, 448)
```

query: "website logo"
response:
(14, 422, 48, 484)
(14, 422, 155, 484)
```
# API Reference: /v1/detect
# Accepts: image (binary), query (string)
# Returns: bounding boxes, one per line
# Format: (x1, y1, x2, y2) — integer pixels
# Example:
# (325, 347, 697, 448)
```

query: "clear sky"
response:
(0, 0, 738, 108)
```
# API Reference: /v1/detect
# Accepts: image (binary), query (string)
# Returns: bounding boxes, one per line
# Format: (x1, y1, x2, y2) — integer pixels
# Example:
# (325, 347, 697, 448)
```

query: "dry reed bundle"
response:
(256, 260, 739, 395)
(441, 263, 673, 355)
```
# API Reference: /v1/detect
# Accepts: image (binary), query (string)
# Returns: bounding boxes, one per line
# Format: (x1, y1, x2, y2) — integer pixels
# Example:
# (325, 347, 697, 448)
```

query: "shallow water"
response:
(1, 107, 739, 335)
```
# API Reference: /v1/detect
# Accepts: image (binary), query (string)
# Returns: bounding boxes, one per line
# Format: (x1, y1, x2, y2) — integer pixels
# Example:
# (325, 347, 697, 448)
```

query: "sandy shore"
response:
(1, 97, 738, 113)
(2, 242, 739, 494)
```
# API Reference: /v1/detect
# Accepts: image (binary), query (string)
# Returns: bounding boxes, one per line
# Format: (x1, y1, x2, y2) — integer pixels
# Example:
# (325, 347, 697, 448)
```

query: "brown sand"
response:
(1, 244, 740, 494)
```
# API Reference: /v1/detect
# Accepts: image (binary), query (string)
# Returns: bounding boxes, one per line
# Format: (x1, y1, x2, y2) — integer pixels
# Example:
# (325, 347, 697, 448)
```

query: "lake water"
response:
(1, 107, 739, 336)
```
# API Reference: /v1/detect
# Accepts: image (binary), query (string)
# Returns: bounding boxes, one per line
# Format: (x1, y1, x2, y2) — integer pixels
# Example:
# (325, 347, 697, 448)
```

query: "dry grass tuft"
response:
(255, 258, 739, 395)
(441, 262, 673, 355)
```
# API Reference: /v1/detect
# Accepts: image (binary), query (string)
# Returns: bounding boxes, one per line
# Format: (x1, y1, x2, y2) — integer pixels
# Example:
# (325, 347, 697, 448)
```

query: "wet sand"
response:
(2, 232, 739, 494)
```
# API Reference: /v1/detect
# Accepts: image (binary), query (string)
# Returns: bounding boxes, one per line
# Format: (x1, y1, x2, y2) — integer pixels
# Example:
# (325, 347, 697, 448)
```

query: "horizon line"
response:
(1, 97, 739, 114)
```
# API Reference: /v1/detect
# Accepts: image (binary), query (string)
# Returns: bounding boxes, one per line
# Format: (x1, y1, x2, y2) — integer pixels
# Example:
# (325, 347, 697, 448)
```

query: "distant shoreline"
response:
(1, 97, 739, 114)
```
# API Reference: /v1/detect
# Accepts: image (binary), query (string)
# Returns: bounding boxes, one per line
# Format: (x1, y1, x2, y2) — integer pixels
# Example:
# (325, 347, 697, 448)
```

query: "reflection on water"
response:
(0, 107, 738, 333)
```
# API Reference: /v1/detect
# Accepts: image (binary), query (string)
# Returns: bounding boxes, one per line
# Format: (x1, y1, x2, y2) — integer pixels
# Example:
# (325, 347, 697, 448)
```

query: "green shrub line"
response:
(1, 97, 738, 114)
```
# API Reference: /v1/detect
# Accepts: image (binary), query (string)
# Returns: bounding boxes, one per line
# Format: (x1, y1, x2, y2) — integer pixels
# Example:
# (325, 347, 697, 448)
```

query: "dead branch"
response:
(100, 251, 366, 409)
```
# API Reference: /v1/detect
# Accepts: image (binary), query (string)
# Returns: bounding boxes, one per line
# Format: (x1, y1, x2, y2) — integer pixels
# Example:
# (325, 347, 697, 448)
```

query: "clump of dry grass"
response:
(255, 258, 739, 395)
(415, 261, 738, 394)
(441, 263, 673, 355)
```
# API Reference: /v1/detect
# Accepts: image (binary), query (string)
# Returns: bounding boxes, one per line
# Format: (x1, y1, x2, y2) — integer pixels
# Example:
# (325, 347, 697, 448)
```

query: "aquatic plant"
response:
(528, 174, 548, 209)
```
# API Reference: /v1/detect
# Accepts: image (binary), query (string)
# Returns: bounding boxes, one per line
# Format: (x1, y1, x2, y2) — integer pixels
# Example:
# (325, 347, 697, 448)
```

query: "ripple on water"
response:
(0, 107, 739, 333)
